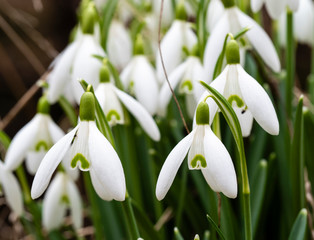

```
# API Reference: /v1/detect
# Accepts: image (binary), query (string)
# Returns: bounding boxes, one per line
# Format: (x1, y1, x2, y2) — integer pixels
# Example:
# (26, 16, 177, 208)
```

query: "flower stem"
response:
(286, 9, 294, 119)
(122, 192, 141, 240)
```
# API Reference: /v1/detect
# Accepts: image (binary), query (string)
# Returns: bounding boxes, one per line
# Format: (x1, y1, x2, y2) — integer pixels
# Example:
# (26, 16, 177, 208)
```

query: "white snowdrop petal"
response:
(204, 13, 230, 82)
(158, 60, 189, 116)
(120, 59, 134, 87)
(250, 0, 264, 12)
(47, 41, 80, 104)
(5, 114, 41, 171)
(115, 87, 161, 141)
(42, 173, 67, 231)
(72, 35, 105, 103)
(265, 0, 286, 19)
(288, 0, 300, 11)
(237, 65, 279, 135)
(206, 0, 225, 32)
(67, 177, 83, 230)
(88, 122, 126, 201)
(31, 126, 78, 199)
(48, 117, 65, 143)
(0, 163, 23, 216)
(156, 131, 195, 200)
(25, 150, 46, 175)
(90, 168, 114, 201)
(236, 8, 281, 72)
(202, 126, 237, 198)
(132, 56, 159, 115)
(62, 150, 80, 181)
(294, 0, 314, 45)
(188, 126, 206, 169)
(233, 107, 254, 137)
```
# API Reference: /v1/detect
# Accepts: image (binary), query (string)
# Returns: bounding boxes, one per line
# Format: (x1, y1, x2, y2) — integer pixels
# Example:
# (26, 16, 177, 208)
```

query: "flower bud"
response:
(99, 64, 110, 83)
(37, 96, 50, 114)
(81, 3, 97, 34)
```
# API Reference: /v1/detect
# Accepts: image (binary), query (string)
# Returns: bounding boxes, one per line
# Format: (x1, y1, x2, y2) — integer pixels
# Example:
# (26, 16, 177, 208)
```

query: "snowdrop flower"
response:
(0, 161, 23, 216)
(251, 0, 300, 19)
(107, 20, 132, 71)
(152, 0, 174, 27)
(120, 35, 159, 115)
(204, 40, 279, 137)
(204, 0, 280, 82)
(31, 92, 126, 201)
(4, 97, 65, 175)
(156, 3, 197, 84)
(158, 54, 204, 118)
(206, 0, 225, 32)
(95, 66, 161, 141)
(156, 102, 237, 200)
(42, 172, 82, 231)
(278, 0, 314, 46)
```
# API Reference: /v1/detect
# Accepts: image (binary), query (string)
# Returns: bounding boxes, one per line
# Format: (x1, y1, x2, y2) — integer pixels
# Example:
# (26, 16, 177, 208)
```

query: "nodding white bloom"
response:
(156, 102, 237, 200)
(107, 20, 132, 71)
(43, 172, 82, 231)
(31, 92, 126, 201)
(206, 0, 225, 32)
(0, 161, 23, 216)
(158, 55, 205, 118)
(95, 71, 161, 141)
(204, 2, 280, 82)
(152, 0, 174, 27)
(156, 15, 197, 84)
(120, 36, 159, 115)
(204, 40, 279, 137)
(278, 0, 314, 46)
(251, 0, 300, 19)
(4, 97, 67, 176)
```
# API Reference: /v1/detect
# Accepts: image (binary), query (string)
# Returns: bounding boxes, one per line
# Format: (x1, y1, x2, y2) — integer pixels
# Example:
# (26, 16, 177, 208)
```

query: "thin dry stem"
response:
(157, 0, 190, 134)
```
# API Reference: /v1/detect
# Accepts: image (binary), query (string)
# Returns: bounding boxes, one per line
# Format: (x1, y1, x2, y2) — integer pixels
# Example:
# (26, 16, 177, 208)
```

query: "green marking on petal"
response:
(71, 153, 90, 170)
(60, 194, 70, 204)
(35, 140, 49, 151)
(107, 110, 121, 122)
(191, 154, 207, 169)
(228, 95, 244, 108)
(180, 80, 193, 93)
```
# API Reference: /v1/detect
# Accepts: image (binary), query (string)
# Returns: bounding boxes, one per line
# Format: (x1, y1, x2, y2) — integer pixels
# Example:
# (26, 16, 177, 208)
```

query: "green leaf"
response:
(251, 160, 268, 237)
(206, 214, 226, 240)
(288, 209, 307, 240)
(100, 0, 118, 50)
(0, 130, 11, 150)
(174, 227, 184, 240)
(58, 96, 78, 127)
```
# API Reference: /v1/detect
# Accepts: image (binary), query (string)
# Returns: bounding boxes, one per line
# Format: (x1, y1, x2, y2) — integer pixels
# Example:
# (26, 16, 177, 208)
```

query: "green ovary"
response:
(191, 154, 207, 169)
(71, 153, 90, 170)
(228, 95, 244, 108)
(107, 110, 121, 122)
(35, 140, 49, 151)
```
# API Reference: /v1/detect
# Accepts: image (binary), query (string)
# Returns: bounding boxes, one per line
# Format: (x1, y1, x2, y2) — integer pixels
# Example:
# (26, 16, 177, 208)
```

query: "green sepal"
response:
(226, 40, 240, 64)
(37, 96, 50, 114)
(79, 92, 96, 121)
(196, 101, 210, 125)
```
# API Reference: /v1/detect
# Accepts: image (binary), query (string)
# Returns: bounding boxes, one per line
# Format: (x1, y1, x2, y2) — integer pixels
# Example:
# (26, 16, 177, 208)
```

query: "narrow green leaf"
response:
(100, 0, 118, 50)
(251, 160, 268, 237)
(0, 130, 11, 150)
(206, 214, 226, 240)
(288, 209, 307, 240)
(174, 227, 184, 240)
(58, 96, 78, 127)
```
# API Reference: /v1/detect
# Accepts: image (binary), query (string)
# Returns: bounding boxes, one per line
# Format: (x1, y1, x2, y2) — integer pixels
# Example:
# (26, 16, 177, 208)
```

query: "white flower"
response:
(31, 92, 126, 201)
(95, 82, 161, 141)
(4, 113, 65, 175)
(204, 45, 279, 137)
(156, 20, 197, 84)
(203, 6, 281, 82)
(278, 0, 314, 46)
(152, 0, 174, 27)
(158, 56, 205, 118)
(156, 102, 237, 200)
(120, 55, 159, 115)
(42, 172, 82, 231)
(71, 34, 106, 103)
(107, 20, 132, 71)
(206, 0, 225, 32)
(0, 161, 23, 216)
(251, 0, 300, 19)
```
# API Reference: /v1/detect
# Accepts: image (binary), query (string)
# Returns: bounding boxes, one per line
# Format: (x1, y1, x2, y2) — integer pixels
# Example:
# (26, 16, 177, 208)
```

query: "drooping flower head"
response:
(156, 102, 237, 200)
(32, 90, 126, 201)
(202, 39, 279, 137)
